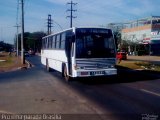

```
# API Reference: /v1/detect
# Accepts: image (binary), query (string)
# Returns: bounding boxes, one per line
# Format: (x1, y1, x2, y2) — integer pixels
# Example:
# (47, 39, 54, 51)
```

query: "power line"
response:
(67, 1, 77, 28)
(52, 19, 63, 31)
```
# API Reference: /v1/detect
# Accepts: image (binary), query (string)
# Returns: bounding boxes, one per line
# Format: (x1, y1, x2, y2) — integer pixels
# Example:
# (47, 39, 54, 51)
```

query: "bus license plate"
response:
(90, 71, 105, 75)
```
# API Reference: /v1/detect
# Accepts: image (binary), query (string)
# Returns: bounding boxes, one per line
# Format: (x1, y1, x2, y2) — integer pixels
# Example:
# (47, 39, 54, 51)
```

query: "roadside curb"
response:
(18, 60, 33, 70)
(25, 60, 33, 68)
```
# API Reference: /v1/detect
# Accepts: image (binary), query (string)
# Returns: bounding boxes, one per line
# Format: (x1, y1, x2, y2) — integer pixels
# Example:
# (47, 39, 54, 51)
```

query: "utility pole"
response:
(14, 24, 20, 57)
(67, 1, 77, 28)
(0, 28, 2, 41)
(47, 14, 53, 35)
(15, 0, 20, 57)
(21, 0, 25, 64)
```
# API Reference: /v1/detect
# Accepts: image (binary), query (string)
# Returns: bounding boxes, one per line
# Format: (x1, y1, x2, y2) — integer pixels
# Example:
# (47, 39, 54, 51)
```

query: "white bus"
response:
(41, 27, 117, 81)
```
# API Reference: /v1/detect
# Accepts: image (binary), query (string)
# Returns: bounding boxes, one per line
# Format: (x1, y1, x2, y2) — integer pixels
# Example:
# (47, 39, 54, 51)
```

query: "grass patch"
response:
(0, 56, 14, 67)
(117, 61, 142, 69)
(135, 61, 152, 69)
(0, 52, 26, 72)
(135, 61, 160, 71)
(0, 52, 14, 67)
(117, 60, 160, 71)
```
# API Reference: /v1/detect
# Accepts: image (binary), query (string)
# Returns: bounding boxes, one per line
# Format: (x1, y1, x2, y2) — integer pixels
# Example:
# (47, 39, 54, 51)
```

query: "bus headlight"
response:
(110, 65, 115, 68)
(107, 65, 115, 68)
(74, 65, 81, 70)
(74, 65, 85, 70)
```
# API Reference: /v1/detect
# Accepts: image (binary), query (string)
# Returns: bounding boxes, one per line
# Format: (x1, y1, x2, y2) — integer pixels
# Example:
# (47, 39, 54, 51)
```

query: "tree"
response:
(113, 31, 122, 50)
(15, 31, 46, 53)
(29, 32, 46, 52)
(0, 41, 13, 52)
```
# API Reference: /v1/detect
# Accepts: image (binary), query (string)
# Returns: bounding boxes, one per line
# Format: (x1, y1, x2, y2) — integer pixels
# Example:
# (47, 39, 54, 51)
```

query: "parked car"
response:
(19, 51, 30, 57)
(116, 51, 127, 60)
(24, 51, 30, 57)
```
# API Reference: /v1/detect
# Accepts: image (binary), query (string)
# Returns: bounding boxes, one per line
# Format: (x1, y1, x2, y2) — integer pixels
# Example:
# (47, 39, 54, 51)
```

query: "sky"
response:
(0, 0, 160, 44)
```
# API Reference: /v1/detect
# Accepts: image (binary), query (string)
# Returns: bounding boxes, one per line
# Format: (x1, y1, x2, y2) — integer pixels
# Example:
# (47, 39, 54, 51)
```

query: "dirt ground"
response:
(0, 52, 27, 73)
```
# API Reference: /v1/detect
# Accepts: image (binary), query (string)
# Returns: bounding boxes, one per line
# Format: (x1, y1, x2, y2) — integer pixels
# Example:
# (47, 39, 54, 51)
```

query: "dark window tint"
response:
(61, 32, 66, 49)
(76, 28, 115, 58)
(52, 36, 56, 49)
(56, 34, 60, 49)
(48, 37, 52, 49)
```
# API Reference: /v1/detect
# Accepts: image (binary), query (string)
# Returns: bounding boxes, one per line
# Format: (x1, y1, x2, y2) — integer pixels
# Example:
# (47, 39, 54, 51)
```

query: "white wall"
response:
(122, 29, 151, 43)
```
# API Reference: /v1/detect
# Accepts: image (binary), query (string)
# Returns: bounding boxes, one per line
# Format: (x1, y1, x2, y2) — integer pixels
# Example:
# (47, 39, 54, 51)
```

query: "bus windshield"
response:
(76, 28, 116, 58)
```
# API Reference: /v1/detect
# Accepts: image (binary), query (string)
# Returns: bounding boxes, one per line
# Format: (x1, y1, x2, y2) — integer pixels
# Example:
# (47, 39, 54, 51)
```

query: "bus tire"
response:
(46, 59, 51, 72)
(63, 64, 71, 82)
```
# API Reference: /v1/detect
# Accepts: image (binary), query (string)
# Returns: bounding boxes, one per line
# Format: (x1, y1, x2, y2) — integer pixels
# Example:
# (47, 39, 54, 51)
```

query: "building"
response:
(108, 16, 160, 55)
(121, 16, 160, 55)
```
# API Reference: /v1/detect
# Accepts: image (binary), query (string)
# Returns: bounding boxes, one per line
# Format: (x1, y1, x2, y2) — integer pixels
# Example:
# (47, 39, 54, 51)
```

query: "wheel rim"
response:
(64, 66, 69, 81)
(47, 64, 49, 71)
(46, 60, 50, 72)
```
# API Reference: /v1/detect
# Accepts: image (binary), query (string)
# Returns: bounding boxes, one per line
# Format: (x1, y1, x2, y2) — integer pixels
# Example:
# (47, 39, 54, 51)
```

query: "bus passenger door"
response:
(65, 32, 74, 76)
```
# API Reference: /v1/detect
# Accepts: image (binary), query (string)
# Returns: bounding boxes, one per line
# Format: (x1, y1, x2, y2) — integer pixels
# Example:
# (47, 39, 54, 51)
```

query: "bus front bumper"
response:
(74, 68, 117, 77)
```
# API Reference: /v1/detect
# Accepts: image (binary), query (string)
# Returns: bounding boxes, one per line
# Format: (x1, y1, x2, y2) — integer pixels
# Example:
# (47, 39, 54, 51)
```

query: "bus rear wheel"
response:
(46, 59, 51, 72)
(63, 65, 71, 82)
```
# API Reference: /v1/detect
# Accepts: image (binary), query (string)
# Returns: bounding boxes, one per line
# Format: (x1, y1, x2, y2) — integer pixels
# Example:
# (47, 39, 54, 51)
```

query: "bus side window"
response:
(48, 37, 52, 49)
(61, 32, 66, 50)
(42, 39, 44, 49)
(52, 36, 55, 49)
(50, 36, 53, 49)
(55, 35, 57, 49)
(59, 34, 62, 49)
(46, 38, 48, 49)
(47, 38, 50, 49)
(56, 34, 60, 49)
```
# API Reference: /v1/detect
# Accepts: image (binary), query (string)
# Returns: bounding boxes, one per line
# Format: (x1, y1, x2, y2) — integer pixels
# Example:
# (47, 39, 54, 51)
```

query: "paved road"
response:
(0, 56, 160, 120)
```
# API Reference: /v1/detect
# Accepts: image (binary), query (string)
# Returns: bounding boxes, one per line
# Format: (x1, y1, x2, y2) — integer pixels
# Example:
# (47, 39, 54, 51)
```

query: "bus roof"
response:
(42, 27, 111, 39)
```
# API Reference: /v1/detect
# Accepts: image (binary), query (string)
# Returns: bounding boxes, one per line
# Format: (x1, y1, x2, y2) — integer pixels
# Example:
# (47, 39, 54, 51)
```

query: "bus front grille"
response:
(76, 58, 115, 70)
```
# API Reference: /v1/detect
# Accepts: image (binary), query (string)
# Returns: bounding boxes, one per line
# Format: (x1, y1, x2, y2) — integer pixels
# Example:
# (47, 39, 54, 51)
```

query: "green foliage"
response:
(113, 31, 121, 49)
(15, 31, 46, 52)
(0, 41, 13, 52)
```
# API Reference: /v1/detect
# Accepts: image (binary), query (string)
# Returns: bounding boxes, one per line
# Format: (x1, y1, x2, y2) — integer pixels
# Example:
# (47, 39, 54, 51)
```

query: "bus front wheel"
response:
(63, 65, 71, 82)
